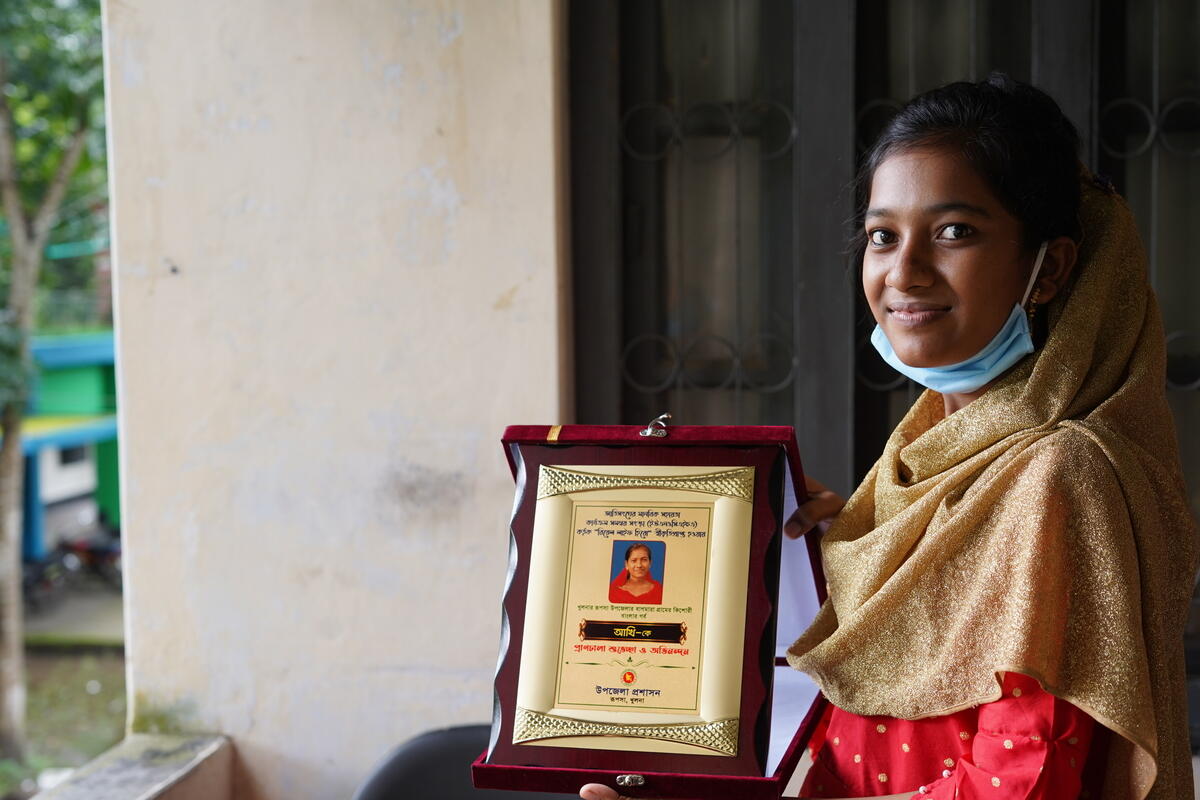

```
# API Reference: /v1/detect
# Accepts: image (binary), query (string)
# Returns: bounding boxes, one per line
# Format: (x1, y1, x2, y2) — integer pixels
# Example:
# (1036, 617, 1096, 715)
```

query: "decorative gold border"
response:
(513, 707, 739, 756)
(515, 465, 754, 757)
(537, 466, 754, 502)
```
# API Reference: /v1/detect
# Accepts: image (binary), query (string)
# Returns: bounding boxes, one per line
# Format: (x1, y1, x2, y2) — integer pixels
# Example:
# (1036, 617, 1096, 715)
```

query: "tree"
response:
(0, 0, 105, 760)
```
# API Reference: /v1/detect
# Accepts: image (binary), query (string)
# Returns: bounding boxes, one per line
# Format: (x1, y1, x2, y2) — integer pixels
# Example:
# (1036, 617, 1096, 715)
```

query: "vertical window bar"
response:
(796, 1, 856, 494)
(1031, 0, 1040, 84)
(733, 0, 743, 423)
(790, 0, 803, 446)
(969, 0, 979, 81)
(1149, 0, 1160, 291)
(672, 0, 686, 420)
(907, 0, 917, 97)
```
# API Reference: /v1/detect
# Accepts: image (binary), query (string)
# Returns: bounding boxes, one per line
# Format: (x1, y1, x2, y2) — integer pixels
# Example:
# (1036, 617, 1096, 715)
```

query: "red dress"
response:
(801, 673, 1098, 798)
(608, 572, 663, 604)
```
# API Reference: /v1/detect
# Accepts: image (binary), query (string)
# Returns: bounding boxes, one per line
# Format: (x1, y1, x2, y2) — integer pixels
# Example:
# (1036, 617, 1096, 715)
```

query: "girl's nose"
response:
(886, 239, 935, 292)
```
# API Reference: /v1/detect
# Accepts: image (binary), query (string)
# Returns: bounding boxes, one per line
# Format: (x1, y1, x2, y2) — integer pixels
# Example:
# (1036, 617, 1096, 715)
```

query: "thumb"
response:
(784, 507, 813, 538)
(579, 783, 628, 800)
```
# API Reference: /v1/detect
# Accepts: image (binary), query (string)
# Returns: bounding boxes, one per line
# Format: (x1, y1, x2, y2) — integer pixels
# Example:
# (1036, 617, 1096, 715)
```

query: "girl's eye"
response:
(868, 229, 895, 246)
(939, 223, 973, 240)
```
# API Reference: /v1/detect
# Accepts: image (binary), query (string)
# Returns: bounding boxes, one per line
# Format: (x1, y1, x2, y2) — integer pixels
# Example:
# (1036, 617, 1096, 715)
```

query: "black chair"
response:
(352, 724, 578, 800)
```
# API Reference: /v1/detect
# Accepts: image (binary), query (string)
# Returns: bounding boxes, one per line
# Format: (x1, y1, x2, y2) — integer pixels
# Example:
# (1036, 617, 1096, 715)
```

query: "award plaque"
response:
(472, 421, 828, 799)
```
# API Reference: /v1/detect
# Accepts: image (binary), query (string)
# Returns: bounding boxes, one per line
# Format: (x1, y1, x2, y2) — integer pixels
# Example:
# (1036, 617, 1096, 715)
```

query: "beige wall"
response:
(101, 1, 567, 797)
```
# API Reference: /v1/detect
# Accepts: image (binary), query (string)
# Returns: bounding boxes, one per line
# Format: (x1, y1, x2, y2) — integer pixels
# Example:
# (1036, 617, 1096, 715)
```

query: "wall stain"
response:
(383, 461, 467, 511)
(438, 10, 463, 46)
(396, 158, 461, 265)
(130, 692, 200, 735)
(291, 565, 325, 586)
(492, 285, 518, 310)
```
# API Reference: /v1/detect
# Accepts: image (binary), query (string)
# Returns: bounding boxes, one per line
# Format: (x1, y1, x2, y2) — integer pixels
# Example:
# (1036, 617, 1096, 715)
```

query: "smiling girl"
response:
(609, 543, 663, 604)
(582, 74, 1198, 800)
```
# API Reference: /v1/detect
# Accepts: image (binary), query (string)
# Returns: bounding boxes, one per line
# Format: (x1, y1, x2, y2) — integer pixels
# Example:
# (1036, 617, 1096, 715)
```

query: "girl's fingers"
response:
(804, 475, 831, 494)
(784, 507, 812, 538)
(784, 476, 846, 538)
(579, 783, 627, 800)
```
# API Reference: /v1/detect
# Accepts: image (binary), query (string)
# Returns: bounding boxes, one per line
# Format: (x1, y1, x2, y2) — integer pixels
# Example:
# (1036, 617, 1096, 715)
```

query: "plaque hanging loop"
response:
(639, 413, 671, 438)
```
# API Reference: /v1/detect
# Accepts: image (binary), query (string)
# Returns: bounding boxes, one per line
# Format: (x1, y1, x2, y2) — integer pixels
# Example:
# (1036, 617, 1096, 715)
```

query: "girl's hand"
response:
(579, 784, 627, 800)
(784, 476, 845, 538)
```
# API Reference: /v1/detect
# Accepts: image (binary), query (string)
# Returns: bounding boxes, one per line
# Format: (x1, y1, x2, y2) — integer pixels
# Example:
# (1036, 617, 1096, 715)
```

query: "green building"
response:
(22, 332, 118, 560)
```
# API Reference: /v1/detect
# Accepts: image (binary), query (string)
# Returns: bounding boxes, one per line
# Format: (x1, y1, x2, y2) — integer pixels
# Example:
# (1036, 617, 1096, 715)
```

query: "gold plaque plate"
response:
(514, 464, 754, 757)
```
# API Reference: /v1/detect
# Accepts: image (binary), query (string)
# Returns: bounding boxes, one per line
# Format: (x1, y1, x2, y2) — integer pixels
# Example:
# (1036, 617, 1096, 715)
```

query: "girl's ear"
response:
(1033, 236, 1078, 303)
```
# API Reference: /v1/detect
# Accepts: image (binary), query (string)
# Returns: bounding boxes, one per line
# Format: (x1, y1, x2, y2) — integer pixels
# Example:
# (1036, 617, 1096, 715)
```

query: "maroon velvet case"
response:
(471, 424, 828, 799)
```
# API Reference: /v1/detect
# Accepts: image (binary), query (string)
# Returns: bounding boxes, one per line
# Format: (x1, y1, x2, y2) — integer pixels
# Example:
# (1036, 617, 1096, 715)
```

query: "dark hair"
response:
(853, 73, 1081, 258)
(624, 543, 651, 562)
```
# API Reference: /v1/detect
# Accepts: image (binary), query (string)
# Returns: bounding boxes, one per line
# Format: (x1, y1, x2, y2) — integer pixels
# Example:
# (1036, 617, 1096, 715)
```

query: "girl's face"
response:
(625, 548, 651, 580)
(863, 146, 1037, 368)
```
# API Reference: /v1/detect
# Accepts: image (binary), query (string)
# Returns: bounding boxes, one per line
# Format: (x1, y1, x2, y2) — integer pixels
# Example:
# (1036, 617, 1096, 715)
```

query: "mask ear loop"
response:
(1023, 241, 1049, 326)
(1021, 241, 1050, 307)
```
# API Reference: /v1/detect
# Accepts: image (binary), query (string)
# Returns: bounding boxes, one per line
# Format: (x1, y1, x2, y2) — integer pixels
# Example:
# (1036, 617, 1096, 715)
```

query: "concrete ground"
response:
(24, 496, 124, 647)
(25, 581, 123, 647)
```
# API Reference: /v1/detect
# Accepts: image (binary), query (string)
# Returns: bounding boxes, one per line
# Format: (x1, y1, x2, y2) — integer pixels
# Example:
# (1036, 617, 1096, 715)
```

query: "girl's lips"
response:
(888, 304, 950, 326)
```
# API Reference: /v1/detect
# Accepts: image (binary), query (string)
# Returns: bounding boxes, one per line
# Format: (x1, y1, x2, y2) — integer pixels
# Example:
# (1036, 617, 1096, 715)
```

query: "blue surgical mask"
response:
(870, 241, 1049, 394)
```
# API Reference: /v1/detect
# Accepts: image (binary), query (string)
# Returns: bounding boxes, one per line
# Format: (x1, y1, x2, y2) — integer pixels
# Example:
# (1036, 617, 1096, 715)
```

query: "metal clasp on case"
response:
(616, 774, 646, 787)
(639, 413, 671, 438)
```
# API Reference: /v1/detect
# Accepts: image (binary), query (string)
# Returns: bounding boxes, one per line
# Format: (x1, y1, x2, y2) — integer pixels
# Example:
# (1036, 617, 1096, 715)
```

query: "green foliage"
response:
(0, 0, 105, 211)
(0, 0, 108, 333)
(27, 651, 125, 766)
(0, 754, 42, 798)
(0, 650, 127, 796)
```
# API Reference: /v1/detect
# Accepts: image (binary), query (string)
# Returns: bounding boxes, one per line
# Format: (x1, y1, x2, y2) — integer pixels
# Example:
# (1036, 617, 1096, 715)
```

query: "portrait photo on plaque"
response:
(607, 540, 665, 605)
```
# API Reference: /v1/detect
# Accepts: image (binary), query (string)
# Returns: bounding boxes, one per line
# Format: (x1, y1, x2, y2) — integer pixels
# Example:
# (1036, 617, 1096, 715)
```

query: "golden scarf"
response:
(787, 176, 1198, 799)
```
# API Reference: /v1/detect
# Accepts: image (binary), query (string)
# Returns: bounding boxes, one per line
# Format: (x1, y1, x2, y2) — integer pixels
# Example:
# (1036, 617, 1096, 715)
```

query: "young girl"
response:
(582, 74, 1198, 800)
